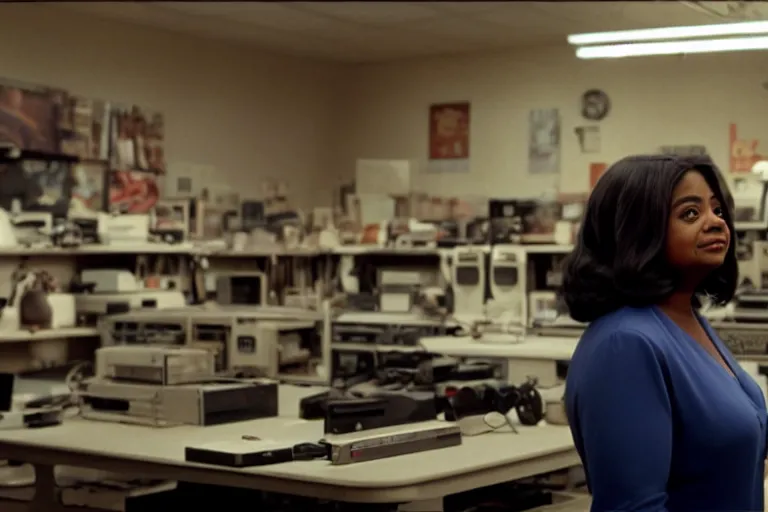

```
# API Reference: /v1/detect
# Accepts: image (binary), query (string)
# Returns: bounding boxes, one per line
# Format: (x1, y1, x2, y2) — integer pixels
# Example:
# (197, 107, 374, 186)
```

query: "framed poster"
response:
(528, 108, 561, 174)
(153, 198, 189, 238)
(109, 169, 160, 214)
(427, 102, 470, 173)
(71, 159, 109, 213)
(109, 105, 165, 173)
(589, 162, 608, 189)
(730, 123, 763, 174)
(0, 82, 60, 153)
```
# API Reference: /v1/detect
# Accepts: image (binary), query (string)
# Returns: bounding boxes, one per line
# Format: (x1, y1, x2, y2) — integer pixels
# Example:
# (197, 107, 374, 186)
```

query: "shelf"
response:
(207, 248, 327, 257)
(0, 327, 99, 343)
(0, 243, 574, 258)
(734, 221, 767, 231)
(0, 244, 196, 256)
(333, 245, 449, 256)
(332, 342, 425, 353)
(522, 244, 573, 254)
(334, 244, 573, 256)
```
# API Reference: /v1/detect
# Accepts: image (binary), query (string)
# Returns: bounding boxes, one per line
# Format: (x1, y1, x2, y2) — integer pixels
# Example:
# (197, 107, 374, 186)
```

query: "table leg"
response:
(30, 463, 57, 512)
(398, 498, 444, 511)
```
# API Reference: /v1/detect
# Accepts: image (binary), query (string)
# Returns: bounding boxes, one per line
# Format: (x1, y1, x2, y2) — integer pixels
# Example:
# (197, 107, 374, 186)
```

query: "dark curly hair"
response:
(560, 154, 738, 323)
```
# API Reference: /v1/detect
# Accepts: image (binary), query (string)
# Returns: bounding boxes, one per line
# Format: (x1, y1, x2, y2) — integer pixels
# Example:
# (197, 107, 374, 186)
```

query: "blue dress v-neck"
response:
(565, 305, 768, 512)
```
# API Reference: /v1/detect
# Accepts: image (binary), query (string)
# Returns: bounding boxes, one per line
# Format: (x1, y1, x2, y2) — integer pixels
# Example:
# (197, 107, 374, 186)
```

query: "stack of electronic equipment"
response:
(78, 345, 278, 427)
(299, 353, 545, 457)
(73, 269, 186, 326)
(99, 304, 330, 385)
(330, 309, 461, 381)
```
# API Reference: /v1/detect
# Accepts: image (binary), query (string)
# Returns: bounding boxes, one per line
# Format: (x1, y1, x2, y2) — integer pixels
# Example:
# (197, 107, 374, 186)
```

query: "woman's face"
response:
(666, 170, 730, 273)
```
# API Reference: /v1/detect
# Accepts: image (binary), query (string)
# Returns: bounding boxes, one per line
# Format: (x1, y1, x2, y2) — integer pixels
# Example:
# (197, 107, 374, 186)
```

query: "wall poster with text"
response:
(427, 101, 470, 173)
(528, 108, 561, 174)
(0, 80, 61, 153)
(730, 123, 764, 174)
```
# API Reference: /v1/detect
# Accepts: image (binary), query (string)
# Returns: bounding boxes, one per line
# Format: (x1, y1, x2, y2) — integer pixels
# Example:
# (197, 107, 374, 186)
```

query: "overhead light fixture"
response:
(568, 20, 768, 46)
(575, 35, 768, 59)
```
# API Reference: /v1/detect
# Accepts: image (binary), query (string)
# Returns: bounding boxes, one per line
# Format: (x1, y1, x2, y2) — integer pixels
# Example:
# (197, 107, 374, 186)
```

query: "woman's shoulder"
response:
(579, 306, 669, 353)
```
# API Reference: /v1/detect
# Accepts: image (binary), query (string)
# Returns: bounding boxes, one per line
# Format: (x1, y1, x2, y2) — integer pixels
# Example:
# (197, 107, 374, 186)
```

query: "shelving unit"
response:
(0, 242, 575, 372)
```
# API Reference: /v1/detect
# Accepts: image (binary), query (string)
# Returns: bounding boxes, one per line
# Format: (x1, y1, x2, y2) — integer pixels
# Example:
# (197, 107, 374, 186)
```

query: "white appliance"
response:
(451, 246, 486, 318)
(11, 212, 52, 246)
(81, 270, 139, 294)
(528, 290, 558, 327)
(0, 209, 18, 247)
(733, 160, 768, 230)
(339, 255, 359, 293)
(101, 214, 150, 245)
(487, 244, 527, 327)
(738, 239, 768, 290)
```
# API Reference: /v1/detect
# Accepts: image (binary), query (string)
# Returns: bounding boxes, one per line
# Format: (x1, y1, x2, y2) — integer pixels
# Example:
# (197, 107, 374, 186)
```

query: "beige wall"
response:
(0, 4, 347, 209)
(3, 4, 765, 206)
(339, 46, 768, 198)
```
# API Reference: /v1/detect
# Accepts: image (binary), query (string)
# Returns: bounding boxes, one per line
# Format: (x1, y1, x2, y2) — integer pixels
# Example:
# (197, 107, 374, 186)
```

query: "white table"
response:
(420, 336, 578, 387)
(0, 384, 579, 509)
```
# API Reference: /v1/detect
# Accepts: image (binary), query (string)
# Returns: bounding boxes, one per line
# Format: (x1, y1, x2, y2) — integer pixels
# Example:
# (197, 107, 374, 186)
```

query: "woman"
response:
(562, 155, 767, 511)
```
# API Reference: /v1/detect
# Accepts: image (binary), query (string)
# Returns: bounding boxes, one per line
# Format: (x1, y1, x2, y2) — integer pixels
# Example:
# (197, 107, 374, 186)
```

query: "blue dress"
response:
(565, 306, 767, 512)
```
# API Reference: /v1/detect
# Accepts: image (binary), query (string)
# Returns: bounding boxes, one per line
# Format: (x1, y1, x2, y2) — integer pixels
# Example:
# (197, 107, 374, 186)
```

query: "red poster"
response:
(730, 123, 763, 174)
(429, 102, 470, 160)
(589, 162, 608, 189)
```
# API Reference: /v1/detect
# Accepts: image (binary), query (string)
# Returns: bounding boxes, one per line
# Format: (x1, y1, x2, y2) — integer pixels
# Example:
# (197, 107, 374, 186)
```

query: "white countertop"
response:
(0, 417, 574, 488)
(420, 336, 578, 360)
(0, 383, 578, 502)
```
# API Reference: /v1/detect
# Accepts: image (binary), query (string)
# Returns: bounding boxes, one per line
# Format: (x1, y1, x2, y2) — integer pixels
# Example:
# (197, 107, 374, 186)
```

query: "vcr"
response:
(332, 312, 460, 346)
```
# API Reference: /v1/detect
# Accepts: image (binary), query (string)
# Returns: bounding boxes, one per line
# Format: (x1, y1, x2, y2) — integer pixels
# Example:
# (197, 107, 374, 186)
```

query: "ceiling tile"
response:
(294, 2, 440, 24)
(54, 1, 762, 65)
(398, 17, 515, 44)
(428, 2, 510, 15)
(157, 2, 340, 32)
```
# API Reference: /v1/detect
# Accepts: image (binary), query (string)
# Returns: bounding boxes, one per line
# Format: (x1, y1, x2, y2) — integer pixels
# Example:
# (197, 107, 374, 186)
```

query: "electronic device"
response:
(101, 214, 150, 245)
(95, 345, 215, 385)
(488, 199, 523, 244)
(0, 208, 18, 247)
(67, 210, 104, 245)
(101, 305, 329, 381)
(528, 290, 558, 327)
(733, 292, 768, 322)
(324, 393, 436, 434)
(733, 161, 768, 229)
(79, 378, 278, 427)
(332, 311, 459, 346)
(714, 322, 768, 356)
(11, 212, 53, 246)
(338, 254, 360, 294)
(445, 378, 544, 433)
(215, 271, 267, 306)
(330, 348, 376, 381)
(377, 269, 422, 313)
(81, 269, 139, 294)
(487, 244, 527, 327)
(321, 420, 462, 465)
(75, 290, 187, 325)
(0, 372, 63, 430)
(226, 319, 326, 384)
(451, 245, 487, 318)
(60, 479, 177, 511)
(185, 439, 295, 468)
(737, 239, 768, 291)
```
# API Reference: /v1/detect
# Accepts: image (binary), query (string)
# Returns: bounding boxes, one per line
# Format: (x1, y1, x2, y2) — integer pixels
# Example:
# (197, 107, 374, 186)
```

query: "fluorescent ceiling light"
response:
(576, 35, 768, 59)
(568, 20, 768, 46)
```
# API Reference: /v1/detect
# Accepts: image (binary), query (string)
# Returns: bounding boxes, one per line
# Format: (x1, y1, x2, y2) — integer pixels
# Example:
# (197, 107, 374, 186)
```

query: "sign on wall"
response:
(730, 123, 764, 173)
(589, 162, 607, 189)
(528, 108, 561, 174)
(427, 101, 470, 173)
